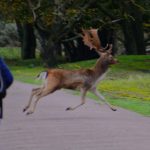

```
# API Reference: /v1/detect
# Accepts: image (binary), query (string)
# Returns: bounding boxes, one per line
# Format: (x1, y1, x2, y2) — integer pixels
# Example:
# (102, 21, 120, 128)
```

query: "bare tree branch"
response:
(62, 35, 81, 42)
(27, 0, 41, 21)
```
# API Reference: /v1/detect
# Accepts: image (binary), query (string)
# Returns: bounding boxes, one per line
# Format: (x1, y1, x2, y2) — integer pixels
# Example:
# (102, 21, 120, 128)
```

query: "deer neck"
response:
(93, 57, 109, 77)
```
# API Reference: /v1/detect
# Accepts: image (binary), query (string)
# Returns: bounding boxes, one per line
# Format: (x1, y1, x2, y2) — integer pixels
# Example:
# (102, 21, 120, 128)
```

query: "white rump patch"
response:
(36, 71, 48, 80)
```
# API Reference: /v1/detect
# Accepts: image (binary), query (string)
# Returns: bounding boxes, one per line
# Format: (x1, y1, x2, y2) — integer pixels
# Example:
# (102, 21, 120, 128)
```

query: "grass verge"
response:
(87, 92, 150, 116)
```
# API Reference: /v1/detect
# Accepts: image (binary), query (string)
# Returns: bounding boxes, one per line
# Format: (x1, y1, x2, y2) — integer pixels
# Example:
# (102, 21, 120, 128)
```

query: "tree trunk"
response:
(16, 20, 23, 43)
(130, 5, 146, 54)
(121, 20, 137, 54)
(119, 1, 146, 55)
(21, 23, 36, 59)
(44, 39, 58, 67)
(66, 41, 77, 62)
(77, 37, 98, 60)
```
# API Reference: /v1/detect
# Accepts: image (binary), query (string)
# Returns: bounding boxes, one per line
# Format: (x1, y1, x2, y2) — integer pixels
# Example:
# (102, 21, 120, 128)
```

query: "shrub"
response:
(0, 22, 20, 47)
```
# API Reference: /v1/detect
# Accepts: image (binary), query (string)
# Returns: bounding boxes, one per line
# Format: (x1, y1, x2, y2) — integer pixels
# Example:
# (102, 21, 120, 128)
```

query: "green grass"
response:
(1, 47, 150, 116)
(87, 92, 150, 116)
(8, 59, 43, 84)
(0, 47, 43, 83)
(0, 47, 20, 59)
(98, 75, 150, 101)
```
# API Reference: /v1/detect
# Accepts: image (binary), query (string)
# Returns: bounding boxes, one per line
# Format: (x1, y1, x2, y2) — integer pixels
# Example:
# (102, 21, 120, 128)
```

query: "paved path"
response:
(0, 81, 150, 150)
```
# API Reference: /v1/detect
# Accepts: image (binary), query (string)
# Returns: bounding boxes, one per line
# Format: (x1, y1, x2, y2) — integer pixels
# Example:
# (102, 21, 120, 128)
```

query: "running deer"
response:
(23, 28, 118, 115)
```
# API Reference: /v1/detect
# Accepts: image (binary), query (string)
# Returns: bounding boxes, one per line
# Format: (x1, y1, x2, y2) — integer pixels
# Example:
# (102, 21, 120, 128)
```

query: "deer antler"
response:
(106, 44, 113, 54)
(82, 28, 101, 50)
(81, 28, 112, 54)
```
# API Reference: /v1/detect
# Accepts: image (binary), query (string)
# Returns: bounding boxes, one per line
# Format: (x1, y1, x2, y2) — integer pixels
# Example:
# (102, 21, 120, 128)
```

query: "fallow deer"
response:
(23, 28, 118, 115)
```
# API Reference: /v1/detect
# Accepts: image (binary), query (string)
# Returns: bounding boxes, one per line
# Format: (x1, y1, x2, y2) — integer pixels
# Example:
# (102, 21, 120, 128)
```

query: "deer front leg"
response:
(66, 88, 87, 111)
(90, 87, 117, 111)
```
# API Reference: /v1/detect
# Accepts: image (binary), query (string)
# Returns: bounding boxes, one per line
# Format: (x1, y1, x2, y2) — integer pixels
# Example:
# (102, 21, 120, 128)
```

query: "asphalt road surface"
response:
(0, 81, 150, 150)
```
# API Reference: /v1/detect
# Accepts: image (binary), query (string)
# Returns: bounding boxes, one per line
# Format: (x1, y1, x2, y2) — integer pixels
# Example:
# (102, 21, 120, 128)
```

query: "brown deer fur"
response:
(23, 29, 118, 115)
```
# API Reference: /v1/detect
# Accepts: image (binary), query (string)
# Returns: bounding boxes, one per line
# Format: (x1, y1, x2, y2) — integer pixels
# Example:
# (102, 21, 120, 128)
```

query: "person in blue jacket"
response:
(0, 58, 13, 119)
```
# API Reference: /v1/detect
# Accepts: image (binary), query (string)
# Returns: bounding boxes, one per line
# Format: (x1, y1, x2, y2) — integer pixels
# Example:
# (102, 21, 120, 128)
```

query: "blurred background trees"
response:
(0, 0, 149, 66)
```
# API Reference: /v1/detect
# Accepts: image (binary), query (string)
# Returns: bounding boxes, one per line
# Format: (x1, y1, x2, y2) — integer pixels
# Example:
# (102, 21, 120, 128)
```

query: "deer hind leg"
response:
(66, 88, 88, 111)
(90, 87, 117, 111)
(26, 85, 58, 115)
(23, 87, 43, 112)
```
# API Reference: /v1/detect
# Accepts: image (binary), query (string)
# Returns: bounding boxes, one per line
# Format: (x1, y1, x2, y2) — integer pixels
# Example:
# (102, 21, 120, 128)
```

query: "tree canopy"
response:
(0, 0, 149, 66)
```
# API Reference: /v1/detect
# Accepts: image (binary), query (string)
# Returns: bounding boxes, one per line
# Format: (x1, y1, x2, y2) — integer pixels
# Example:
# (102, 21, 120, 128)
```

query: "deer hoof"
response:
(23, 106, 29, 112)
(23, 109, 26, 112)
(111, 107, 117, 111)
(66, 107, 72, 111)
(23, 108, 27, 112)
(26, 111, 33, 115)
(66, 107, 71, 111)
